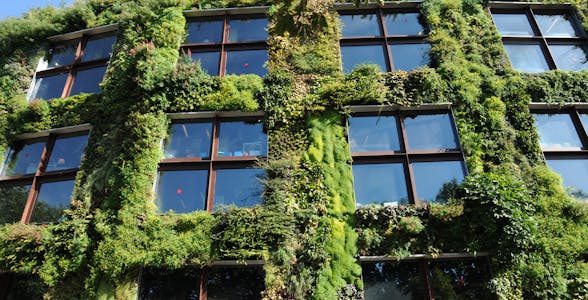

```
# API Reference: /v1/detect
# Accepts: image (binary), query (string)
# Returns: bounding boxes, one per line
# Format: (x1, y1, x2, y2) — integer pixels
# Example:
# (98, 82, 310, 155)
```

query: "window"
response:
(0, 126, 90, 224)
(0, 273, 46, 300)
(182, 10, 269, 76)
(28, 26, 117, 101)
(338, 5, 430, 73)
(138, 264, 265, 300)
(532, 106, 588, 201)
(348, 106, 466, 206)
(155, 113, 267, 213)
(490, 4, 588, 72)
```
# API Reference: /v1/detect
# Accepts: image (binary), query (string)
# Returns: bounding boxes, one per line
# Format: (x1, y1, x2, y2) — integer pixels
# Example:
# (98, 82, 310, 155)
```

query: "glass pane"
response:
(362, 261, 427, 300)
(405, 114, 458, 150)
(30, 179, 75, 223)
(156, 170, 208, 213)
(4, 274, 46, 300)
(389, 43, 430, 71)
(580, 114, 588, 132)
(384, 13, 427, 36)
(186, 20, 223, 43)
(214, 168, 264, 209)
(207, 267, 264, 300)
(492, 13, 534, 36)
(1, 141, 45, 176)
(218, 120, 267, 157)
(139, 268, 200, 300)
(533, 114, 582, 148)
(348, 116, 400, 152)
(228, 18, 268, 42)
(412, 161, 466, 203)
(429, 259, 493, 300)
(0, 185, 31, 224)
(504, 44, 550, 73)
(549, 44, 588, 71)
(225, 49, 268, 76)
(341, 45, 387, 73)
(339, 14, 381, 37)
(352, 163, 409, 207)
(31, 73, 68, 100)
(46, 41, 77, 68)
(69, 66, 107, 96)
(547, 159, 588, 201)
(46, 135, 88, 172)
(536, 14, 581, 37)
(164, 122, 213, 159)
(191, 51, 220, 76)
(81, 35, 116, 62)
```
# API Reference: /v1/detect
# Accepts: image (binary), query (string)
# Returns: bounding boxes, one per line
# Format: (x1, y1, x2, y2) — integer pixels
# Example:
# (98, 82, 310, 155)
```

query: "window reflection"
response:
(3, 274, 46, 300)
(0, 185, 31, 224)
(156, 170, 208, 213)
(46, 41, 77, 68)
(492, 13, 534, 36)
(1, 141, 45, 176)
(214, 168, 264, 209)
(412, 161, 465, 203)
(405, 114, 458, 150)
(186, 20, 224, 44)
(352, 163, 409, 207)
(139, 268, 201, 300)
(228, 18, 268, 42)
(30, 179, 75, 223)
(348, 116, 401, 152)
(389, 43, 430, 71)
(81, 35, 116, 62)
(218, 121, 267, 157)
(362, 261, 427, 300)
(535, 14, 580, 37)
(164, 122, 213, 159)
(341, 45, 387, 73)
(225, 49, 268, 76)
(69, 66, 107, 96)
(549, 44, 588, 71)
(46, 135, 88, 172)
(340, 14, 381, 37)
(533, 114, 583, 148)
(191, 51, 221, 76)
(429, 259, 493, 299)
(503, 44, 550, 73)
(31, 73, 68, 100)
(207, 267, 265, 300)
(546, 159, 588, 201)
(384, 13, 426, 36)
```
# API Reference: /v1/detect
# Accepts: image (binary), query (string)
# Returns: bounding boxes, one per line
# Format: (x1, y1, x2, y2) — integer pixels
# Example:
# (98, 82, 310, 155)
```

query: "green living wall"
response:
(0, 0, 586, 299)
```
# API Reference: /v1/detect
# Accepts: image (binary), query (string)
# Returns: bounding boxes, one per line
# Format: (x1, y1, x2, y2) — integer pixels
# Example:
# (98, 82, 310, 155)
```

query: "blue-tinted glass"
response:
(214, 168, 264, 209)
(536, 14, 581, 37)
(352, 163, 408, 207)
(164, 122, 213, 159)
(348, 116, 400, 152)
(69, 66, 107, 96)
(412, 161, 465, 203)
(504, 44, 550, 72)
(389, 43, 430, 71)
(225, 49, 268, 76)
(207, 267, 265, 300)
(429, 259, 493, 299)
(384, 13, 427, 36)
(31, 73, 68, 100)
(156, 170, 208, 213)
(82, 35, 116, 62)
(340, 14, 381, 37)
(341, 45, 387, 73)
(30, 179, 75, 223)
(362, 261, 427, 300)
(218, 120, 267, 157)
(547, 159, 588, 201)
(580, 114, 588, 131)
(533, 114, 582, 148)
(139, 268, 201, 300)
(46, 135, 88, 172)
(492, 13, 534, 36)
(46, 41, 77, 68)
(228, 18, 268, 42)
(549, 45, 588, 71)
(0, 185, 31, 224)
(191, 51, 220, 76)
(1, 141, 45, 176)
(405, 114, 458, 150)
(186, 20, 223, 43)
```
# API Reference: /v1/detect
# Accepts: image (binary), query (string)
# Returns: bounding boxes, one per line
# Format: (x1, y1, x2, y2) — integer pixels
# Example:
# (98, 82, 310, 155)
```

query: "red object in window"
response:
(244, 63, 249, 67)
(177, 188, 183, 195)
(458, 278, 465, 285)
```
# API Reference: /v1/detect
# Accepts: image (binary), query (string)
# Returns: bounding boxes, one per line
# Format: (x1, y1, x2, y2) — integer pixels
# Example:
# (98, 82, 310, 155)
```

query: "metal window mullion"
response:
(20, 135, 56, 223)
(529, 8, 558, 70)
(207, 119, 220, 212)
(200, 267, 209, 300)
(570, 109, 588, 149)
(219, 16, 229, 76)
(398, 116, 418, 204)
(421, 260, 435, 300)
(449, 109, 469, 176)
(379, 8, 394, 72)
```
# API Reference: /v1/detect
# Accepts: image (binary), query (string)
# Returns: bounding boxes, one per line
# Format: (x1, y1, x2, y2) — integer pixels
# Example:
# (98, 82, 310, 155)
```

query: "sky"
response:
(0, 0, 75, 20)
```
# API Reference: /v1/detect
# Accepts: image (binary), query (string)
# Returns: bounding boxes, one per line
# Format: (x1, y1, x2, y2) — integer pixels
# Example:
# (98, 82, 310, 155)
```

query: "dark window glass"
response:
(384, 13, 426, 36)
(30, 179, 75, 223)
(46, 135, 88, 172)
(0, 185, 31, 224)
(186, 20, 224, 44)
(69, 66, 107, 96)
(4, 274, 46, 300)
(164, 122, 213, 159)
(156, 170, 208, 213)
(218, 120, 267, 157)
(546, 159, 588, 201)
(214, 168, 264, 209)
(1, 141, 45, 176)
(533, 114, 583, 148)
(348, 116, 400, 152)
(31, 73, 68, 100)
(429, 259, 493, 300)
(503, 44, 550, 72)
(225, 49, 268, 76)
(389, 43, 430, 71)
(352, 163, 409, 207)
(412, 161, 466, 203)
(405, 114, 458, 150)
(340, 14, 381, 37)
(46, 41, 77, 68)
(191, 51, 221, 76)
(535, 14, 581, 37)
(492, 13, 534, 36)
(549, 44, 588, 71)
(139, 268, 200, 300)
(362, 261, 427, 300)
(81, 35, 116, 62)
(341, 45, 387, 73)
(207, 267, 265, 300)
(228, 18, 268, 42)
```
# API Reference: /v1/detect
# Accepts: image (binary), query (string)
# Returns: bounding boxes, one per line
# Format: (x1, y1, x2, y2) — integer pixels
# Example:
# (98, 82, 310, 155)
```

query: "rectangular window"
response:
(348, 107, 466, 206)
(155, 114, 267, 213)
